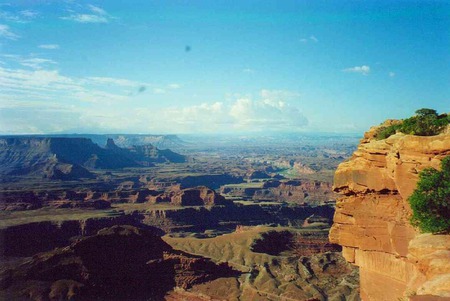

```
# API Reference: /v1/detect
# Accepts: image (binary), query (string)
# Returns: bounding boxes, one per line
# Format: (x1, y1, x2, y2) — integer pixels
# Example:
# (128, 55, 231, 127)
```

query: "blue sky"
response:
(0, 0, 449, 134)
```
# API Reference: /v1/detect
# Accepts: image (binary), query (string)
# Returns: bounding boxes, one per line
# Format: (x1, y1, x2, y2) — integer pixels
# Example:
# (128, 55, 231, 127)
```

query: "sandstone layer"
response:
(330, 128, 450, 300)
(220, 179, 334, 205)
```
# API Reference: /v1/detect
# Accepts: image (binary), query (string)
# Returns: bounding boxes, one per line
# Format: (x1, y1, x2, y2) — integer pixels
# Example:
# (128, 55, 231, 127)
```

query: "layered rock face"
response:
(330, 127, 450, 300)
(170, 186, 230, 206)
(220, 179, 334, 205)
(146, 186, 232, 206)
(0, 137, 187, 178)
(1, 186, 229, 211)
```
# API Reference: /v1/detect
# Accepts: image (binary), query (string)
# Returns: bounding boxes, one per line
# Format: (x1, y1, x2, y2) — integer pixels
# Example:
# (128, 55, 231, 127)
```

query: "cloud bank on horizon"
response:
(0, 1, 448, 135)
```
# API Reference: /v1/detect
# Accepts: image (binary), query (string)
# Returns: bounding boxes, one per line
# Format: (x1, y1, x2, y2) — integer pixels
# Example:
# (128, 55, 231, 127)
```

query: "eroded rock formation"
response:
(147, 186, 232, 206)
(170, 186, 231, 206)
(330, 124, 450, 300)
(0, 225, 238, 300)
(221, 179, 334, 205)
(0, 137, 187, 178)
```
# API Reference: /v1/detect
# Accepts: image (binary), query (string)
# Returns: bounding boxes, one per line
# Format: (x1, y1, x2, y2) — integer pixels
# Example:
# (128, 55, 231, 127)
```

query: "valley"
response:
(2, 1, 447, 299)
(0, 133, 360, 300)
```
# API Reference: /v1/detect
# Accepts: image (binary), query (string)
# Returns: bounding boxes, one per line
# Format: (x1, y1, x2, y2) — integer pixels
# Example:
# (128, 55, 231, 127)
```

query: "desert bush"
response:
(374, 108, 449, 140)
(375, 124, 401, 140)
(408, 156, 450, 233)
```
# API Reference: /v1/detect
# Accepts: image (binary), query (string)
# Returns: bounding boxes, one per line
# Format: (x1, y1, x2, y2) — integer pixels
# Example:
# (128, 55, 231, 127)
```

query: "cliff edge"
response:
(330, 122, 450, 300)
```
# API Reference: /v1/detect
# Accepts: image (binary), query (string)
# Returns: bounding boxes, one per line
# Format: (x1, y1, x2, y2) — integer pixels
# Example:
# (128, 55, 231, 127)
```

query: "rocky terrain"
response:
(0, 137, 187, 179)
(105, 138, 186, 164)
(0, 133, 355, 214)
(221, 179, 335, 205)
(165, 226, 359, 301)
(0, 200, 336, 257)
(5, 134, 188, 151)
(1, 223, 359, 301)
(0, 225, 238, 301)
(330, 122, 450, 300)
(147, 186, 232, 206)
(102, 134, 188, 150)
(0, 133, 360, 300)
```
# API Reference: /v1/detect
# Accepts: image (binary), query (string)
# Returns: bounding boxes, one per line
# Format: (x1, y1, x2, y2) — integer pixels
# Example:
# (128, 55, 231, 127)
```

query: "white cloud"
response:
(260, 89, 300, 99)
(88, 5, 107, 15)
(153, 88, 166, 94)
(229, 97, 307, 130)
(20, 58, 57, 69)
(0, 9, 38, 23)
(389, 71, 395, 78)
(87, 76, 140, 87)
(0, 63, 308, 134)
(343, 65, 370, 75)
(300, 35, 318, 43)
(155, 102, 229, 128)
(72, 89, 128, 103)
(20, 10, 38, 18)
(61, 14, 108, 23)
(0, 54, 20, 59)
(0, 66, 133, 106)
(0, 67, 77, 95)
(135, 91, 308, 133)
(61, 4, 112, 23)
(0, 11, 21, 22)
(0, 24, 19, 40)
(243, 68, 255, 73)
(1, 54, 57, 69)
(38, 44, 60, 50)
(168, 83, 181, 89)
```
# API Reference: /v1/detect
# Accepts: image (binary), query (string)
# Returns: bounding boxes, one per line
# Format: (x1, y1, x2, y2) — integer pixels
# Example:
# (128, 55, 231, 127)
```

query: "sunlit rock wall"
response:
(330, 125, 450, 300)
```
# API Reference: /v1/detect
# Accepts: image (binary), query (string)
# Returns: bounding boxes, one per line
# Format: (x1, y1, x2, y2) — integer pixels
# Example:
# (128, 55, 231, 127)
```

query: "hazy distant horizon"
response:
(0, 130, 364, 137)
(1, 1, 448, 134)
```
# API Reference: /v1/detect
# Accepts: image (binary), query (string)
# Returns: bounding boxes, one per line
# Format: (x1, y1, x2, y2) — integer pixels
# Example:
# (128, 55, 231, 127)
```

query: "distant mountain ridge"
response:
(105, 138, 186, 164)
(0, 137, 187, 178)
(109, 134, 187, 149)
(0, 134, 188, 150)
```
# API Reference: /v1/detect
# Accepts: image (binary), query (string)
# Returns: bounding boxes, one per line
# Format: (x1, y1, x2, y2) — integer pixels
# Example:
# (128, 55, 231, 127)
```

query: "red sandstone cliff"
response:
(330, 124, 450, 300)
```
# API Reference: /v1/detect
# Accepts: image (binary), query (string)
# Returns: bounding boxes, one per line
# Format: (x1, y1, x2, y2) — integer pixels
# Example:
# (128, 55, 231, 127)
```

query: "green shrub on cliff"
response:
(374, 108, 449, 140)
(375, 123, 401, 140)
(408, 156, 450, 233)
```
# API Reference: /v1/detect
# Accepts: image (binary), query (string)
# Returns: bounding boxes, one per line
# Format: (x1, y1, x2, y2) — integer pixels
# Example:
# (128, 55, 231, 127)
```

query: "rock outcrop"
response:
(0, 137, 137, 175)
(0, 225, 238, 300)
(0, 137, 187, 179)
(179, 174, 244, 189)
(105, 138, 187, 164)
(41, 157, 96, 180)
(0, 215, 159, 257)
(221, 179, 334, 205)
(171, 186, 231, 206)
(104, 134, 187, 150)
(148, 186, 233, 206)
(330, 124, 450, 300)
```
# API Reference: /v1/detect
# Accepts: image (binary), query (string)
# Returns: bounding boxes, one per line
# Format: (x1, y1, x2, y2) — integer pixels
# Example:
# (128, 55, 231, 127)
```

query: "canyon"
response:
(2, 127, 449, 300)
(0, 133, 360, 300)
